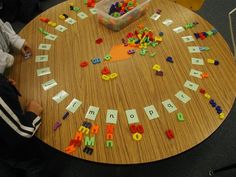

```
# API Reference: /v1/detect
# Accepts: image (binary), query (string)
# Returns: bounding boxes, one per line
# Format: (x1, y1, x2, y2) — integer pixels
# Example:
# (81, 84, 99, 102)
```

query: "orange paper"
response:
(109, 44, 134, 62)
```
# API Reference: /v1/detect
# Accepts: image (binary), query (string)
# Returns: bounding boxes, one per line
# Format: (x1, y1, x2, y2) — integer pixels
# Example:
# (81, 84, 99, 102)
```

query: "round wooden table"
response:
(10, 0, 236, 164)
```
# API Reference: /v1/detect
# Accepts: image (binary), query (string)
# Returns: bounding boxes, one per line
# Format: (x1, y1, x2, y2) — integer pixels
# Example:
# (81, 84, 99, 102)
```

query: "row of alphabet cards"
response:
(47, 79, 200, 127)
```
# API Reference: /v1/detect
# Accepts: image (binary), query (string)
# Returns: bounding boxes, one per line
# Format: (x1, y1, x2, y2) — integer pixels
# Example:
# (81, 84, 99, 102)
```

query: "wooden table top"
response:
(10, 0, 236, 164)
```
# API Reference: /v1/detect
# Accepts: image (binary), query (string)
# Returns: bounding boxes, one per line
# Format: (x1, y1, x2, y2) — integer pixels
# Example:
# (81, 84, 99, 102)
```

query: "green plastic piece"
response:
(150, 52, 157, 57)
(38, 28, 49, 36)
(143, 27, 149, 32)
(151, 42, 158, 47)
(206, 31, 213, 36)
(104, 54, 112, 61)
(128, 38, 135, 43)
(184, 23, 193, 29)
(188, 23, 194, 28)
(85, 136, 95, 147)
(177, 112, 184, 121)
(140, 49, 148, 56)
(106, 140, 113, 148)
(113, 12, 121, 17)
(128, 1, 134, 6)
(73, 7, 80, 12)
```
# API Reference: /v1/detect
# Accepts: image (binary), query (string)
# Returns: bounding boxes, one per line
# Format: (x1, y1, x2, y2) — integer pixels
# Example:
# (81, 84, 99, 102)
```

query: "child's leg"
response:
(0, 159, 24, 177)
(16, 158, 47, 177)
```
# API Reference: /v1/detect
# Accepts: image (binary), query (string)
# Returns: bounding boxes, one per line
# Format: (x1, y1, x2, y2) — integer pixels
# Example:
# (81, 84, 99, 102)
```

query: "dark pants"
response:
(0, 157, 47, 177)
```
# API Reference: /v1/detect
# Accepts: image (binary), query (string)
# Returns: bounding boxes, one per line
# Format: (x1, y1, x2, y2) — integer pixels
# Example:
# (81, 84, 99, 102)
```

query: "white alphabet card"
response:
(106, 109, 118, 124)
(125, 109, 139, 124)
(85, 106, 99, 120)
(144, 105, 160, 120)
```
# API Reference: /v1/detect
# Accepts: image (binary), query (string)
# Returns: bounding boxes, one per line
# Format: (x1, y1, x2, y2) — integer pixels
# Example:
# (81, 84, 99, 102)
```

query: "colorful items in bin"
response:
(183, 21, 199, 29)
(39, 17, 57, 27)
(194, 29, 218, 40)
(124, 26, 163, 50)
(96, 0, 150, 31)
(207, 58, 219, 65)
(69, 3, 80, 12)
(199, 88, 225, 119)
(108, 0, 138, 17)
(59, 14, 69, 20)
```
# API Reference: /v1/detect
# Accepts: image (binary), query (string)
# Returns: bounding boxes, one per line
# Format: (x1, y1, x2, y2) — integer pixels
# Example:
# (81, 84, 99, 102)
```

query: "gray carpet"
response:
(6, 0, 236, 177)
(197, 0, 236, 53)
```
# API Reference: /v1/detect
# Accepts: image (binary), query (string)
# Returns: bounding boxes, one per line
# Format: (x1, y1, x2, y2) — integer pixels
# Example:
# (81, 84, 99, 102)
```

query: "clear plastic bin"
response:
(95, 0, 151, 31)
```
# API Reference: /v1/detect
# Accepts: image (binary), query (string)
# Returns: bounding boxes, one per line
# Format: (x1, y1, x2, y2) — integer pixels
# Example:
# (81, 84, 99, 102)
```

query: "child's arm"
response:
(0, 74, 42, 138)
(0, 75, 42, 159)
(0, 19, 25, 50)
(0, 49, 14, 73)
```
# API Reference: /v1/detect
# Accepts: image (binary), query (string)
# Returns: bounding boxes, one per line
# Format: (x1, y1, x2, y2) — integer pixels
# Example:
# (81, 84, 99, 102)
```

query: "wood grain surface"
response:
(168, 0, 205, 11)
(10, 0, 236, 164)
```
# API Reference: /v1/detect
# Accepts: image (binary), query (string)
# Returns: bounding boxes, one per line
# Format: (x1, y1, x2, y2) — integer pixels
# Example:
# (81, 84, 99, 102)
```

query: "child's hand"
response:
(26, 100, 43, 116)
(21, 42, 32, 59)
(8, 78, 16, 86)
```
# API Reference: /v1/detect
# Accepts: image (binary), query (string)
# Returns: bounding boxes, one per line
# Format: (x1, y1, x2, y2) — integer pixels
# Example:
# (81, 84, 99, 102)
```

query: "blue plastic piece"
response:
(214, 60, 219, 65)
(166, 56, 173, 63)
(194, 33, 200, 39)
(91, 58, 101, 64)
(159, 32, 164, 36)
